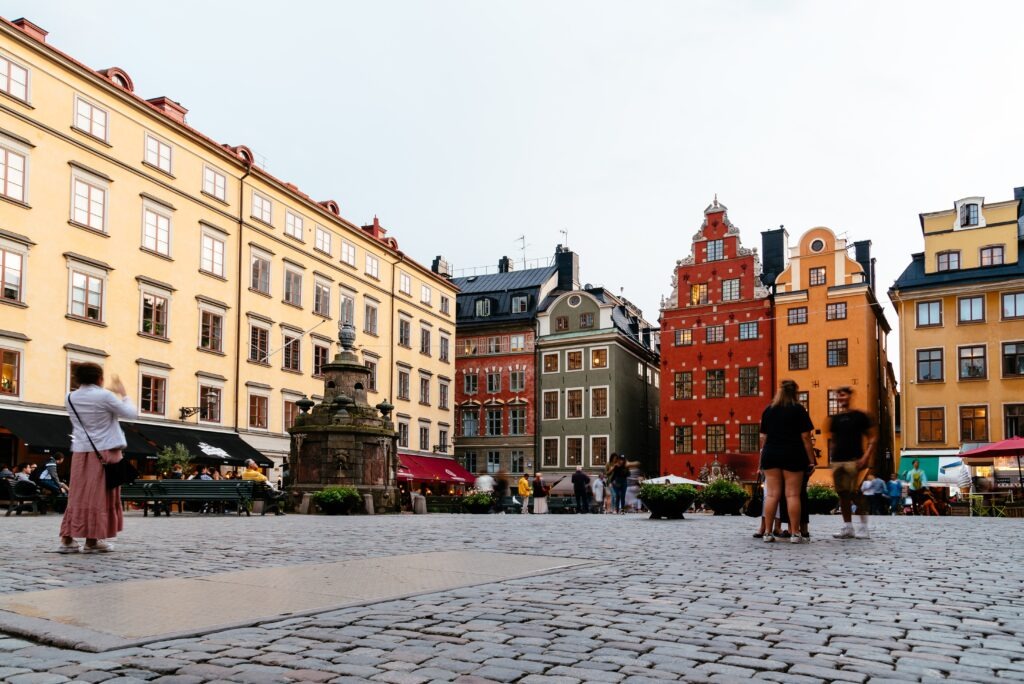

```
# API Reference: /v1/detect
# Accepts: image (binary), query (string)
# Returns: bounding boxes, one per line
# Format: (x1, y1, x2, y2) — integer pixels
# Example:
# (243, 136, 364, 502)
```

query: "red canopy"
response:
(961, 437, 1024, 460)
(397, 453, 476, 484)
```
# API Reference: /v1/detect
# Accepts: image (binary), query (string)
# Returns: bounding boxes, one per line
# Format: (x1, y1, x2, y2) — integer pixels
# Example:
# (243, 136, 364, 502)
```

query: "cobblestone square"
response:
(1, 513, 1023, 683)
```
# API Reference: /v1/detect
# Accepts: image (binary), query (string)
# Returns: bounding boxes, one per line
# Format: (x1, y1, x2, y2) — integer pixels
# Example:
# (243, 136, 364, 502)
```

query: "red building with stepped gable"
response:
(658, 199, 774, 481)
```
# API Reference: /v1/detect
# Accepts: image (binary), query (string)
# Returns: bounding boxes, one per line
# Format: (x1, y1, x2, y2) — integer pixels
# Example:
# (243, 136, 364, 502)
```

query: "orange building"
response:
(765, 227, 895, 481)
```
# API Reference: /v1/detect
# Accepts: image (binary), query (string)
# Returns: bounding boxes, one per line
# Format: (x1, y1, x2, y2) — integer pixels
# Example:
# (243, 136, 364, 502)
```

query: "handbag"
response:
(745, 472, 764, 518)
(67, 395, 139, 490)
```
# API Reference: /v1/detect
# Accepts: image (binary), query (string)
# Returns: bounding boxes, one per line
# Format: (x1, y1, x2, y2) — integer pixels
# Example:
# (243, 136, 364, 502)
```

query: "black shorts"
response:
(760, 452, 807, 472)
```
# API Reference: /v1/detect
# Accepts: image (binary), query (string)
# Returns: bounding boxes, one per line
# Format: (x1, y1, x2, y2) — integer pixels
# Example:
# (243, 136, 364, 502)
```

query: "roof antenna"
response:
(515, 235, 527, 269)
(559, 228, 568, 247)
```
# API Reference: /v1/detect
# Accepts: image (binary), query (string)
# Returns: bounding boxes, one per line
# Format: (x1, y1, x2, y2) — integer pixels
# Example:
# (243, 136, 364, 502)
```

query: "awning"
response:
(397, 453, 475, 484)
(126, 423, 274, 468)
(0, 408, 156, 457)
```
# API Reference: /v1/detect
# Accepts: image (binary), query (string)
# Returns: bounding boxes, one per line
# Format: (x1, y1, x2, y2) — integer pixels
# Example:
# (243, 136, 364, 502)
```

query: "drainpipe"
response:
(232, 161, 252, 432)
(389, 256, 400, 439)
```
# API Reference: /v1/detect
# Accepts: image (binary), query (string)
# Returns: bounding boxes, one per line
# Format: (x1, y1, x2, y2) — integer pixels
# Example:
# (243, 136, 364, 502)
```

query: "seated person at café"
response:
(241, 459, 285, 515)
(36, 453, 69, 497)
(0, 463, 13, 481)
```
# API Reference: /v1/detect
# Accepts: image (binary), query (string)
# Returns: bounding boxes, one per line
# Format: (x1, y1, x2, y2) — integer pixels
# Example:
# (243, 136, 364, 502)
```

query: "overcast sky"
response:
(8, 1, 1024, 383)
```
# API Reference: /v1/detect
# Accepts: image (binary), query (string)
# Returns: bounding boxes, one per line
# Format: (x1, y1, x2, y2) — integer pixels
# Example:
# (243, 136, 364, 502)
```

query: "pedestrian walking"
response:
(861, 474, 878, 516)
(758, 379, 815, 544)
(59, 363, 137, 553)
(905, 459, 929, 515)
(609, 454, 629, 514)
(532, 473, 549, 514)
(870, 472, 887, 515)
(591, 474, 605, 514)
(886, 473, 903, 515)
(571, 466, 590, 513)
(828, 386, 877, 539)
(517, 473, 532, 514)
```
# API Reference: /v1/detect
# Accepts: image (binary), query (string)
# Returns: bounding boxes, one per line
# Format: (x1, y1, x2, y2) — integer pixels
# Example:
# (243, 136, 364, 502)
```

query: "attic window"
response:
(511, 295, 528, 313)
(475, 299, 490, 317)
(810, 238, 825, 253)
(960, 203, 979, 227)
(568, 294, 582, 308)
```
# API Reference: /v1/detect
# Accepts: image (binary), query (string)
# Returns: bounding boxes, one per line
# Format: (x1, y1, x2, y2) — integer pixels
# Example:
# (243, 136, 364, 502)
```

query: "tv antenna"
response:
(515, 235, 527, 269)
(559, 228, 568, 247)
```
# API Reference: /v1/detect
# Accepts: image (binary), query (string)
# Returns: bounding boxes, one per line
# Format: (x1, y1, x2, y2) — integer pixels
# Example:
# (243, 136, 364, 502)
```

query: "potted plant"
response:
(312, 486, 362, 515)
(156, 443, 193, 478)
(699, 478, 748, 515)
(461, 489, 494, 514)
(639, 483, 698, 520)
(806, 484, 840, 514)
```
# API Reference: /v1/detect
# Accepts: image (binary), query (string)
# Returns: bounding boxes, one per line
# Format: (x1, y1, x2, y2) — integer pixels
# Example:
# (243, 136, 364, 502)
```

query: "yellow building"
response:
(0, 17, 457, 477)
(889, 189, 1024, 487)
(767, 227, 895, 482)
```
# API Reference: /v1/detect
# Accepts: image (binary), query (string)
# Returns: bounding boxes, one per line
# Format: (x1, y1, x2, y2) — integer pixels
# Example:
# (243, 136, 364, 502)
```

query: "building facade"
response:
(658, 199, 773, 480)
(766, 226, 895, 480)
(0, 17, 455, 476)
(889, 188, 1024, 485)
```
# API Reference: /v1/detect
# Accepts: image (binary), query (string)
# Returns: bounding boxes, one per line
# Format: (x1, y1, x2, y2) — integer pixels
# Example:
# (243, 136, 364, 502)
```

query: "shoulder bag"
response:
(68, 394, 139, 490)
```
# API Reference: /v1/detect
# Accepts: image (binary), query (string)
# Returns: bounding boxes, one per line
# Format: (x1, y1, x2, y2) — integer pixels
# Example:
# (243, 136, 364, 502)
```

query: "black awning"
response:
(0, 408, 156, 457)
(126, 423, 274, 468)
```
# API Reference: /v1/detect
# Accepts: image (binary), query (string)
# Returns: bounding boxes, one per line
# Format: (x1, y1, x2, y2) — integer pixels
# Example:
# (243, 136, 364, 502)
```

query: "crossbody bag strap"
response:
(67, 394, 104, 462)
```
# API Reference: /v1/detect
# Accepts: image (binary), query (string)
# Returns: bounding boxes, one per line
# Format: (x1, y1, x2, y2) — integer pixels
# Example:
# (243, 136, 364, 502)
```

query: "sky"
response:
(6, 1, 1024, 383)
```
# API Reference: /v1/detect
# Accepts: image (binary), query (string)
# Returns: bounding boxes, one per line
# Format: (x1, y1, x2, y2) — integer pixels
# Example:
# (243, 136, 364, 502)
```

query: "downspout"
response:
(389, 255, 400, 432)
(233, 161, 252, 432)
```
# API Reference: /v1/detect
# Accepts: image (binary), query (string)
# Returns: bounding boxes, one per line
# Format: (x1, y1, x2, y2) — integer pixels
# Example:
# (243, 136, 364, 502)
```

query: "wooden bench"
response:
(2, 479, 46, 516)
(424, 495, 464, 513)
(120, 480, 257, 516)
(547, 496, 576, 513)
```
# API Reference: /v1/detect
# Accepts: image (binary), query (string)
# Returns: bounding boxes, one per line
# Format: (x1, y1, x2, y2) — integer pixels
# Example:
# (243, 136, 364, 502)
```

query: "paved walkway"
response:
(1, 513, 1023, 683)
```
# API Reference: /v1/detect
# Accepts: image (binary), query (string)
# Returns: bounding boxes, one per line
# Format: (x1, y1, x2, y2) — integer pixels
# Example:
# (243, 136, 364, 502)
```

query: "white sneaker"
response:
(81, 541, 114, 553)
(790, 534, 806, 544)
(833, 526, 855, 539)
(57, 542, 80, 554)
(763, 534, 776, 543)
(854, 525, 870, 539)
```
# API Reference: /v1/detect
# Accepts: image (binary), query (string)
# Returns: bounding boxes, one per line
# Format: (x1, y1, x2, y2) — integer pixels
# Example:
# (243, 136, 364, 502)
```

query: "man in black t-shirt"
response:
(827, 386, 877, 539)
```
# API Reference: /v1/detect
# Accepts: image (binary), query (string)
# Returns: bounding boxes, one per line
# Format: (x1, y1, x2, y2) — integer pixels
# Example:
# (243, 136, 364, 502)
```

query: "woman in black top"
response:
(759, 379, 815, 543)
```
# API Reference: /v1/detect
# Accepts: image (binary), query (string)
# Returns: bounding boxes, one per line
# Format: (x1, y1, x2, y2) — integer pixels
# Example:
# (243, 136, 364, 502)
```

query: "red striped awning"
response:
(397, 454, 475, 483)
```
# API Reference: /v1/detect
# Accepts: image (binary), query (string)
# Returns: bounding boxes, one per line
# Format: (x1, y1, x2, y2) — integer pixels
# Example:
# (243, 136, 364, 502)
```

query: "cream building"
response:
(0, 17, 456, 477)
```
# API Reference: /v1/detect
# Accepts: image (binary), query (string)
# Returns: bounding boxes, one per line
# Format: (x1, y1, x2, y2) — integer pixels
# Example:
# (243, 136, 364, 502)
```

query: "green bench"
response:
(2, 479, 46, 516)
(120, 480, 259, 516)
(547, 496, 576, 513)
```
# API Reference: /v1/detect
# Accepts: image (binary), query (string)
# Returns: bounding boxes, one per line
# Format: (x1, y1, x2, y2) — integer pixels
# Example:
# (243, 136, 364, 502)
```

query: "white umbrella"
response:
(647, 475, 705, 487)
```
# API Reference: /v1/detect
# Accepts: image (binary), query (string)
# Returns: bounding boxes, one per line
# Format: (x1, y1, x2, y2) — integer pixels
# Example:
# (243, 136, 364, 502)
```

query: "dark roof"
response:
(452, 265, 557, 295)
(454, 266, 559, 326)
(890, 241, 1024, 293)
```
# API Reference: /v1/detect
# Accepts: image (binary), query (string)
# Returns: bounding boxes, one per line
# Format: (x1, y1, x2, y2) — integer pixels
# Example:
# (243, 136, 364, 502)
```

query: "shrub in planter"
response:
(699, 478, 748, 516)
(639, 483, 698, 520)
(312, 486, 362, 515)
(806, 484, 840, 515)
(461, 489, 494, 514)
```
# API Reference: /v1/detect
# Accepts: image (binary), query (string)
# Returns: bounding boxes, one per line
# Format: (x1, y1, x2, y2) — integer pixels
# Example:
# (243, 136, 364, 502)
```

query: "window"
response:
(797, 391, 809, 411)
(721, 279, 740, 302)
(511, 295, 528, 313)
(142, 208, 171, 256)
(827, 390, 841, 416)
(440, 295, 451, 315)
(284, 211, 304, 240)
(0, 146, 25, 203)
(917, 300, 942, 327)
(739, 367, 759, 396)
(0, 248, 23, 302)
(485, 336, 500, 354)
(510, 450, 524, 472)
(705, 370, 725, 399)
(440, 335, 450, 362)
(365, 255, 379, 278)
(248, 394, 269, 429)
(566, 389, 583, 418)
(364, 302, 378, 335)
(556, 316, 569, 331)
(438, 381, 449, 409)
(397, 369, 410, 400)
(313, 226, 332, 255)
(566, 438, 583, 467)
(690, 284, 708, 305)
(674, 329, 693, 346)
(740, 424, 759, 453)
(543, 438, 559, 467)
(580, 312, 594, 328)
(365, 359, 377, 391)
(282, 334, 301, 372)
(200, 233, 225, 277)
(73, 97, 108, 140)
(144, 134, 172, 174)
(420, 328, 431, 355)
(981, 246, 1004, 267)
(826, 339, 848, 367)
(674, 426, 692, 453)
(937, 251, 960, 272)
(706, 239, 724, 262)
(140, 375, 166, 415)
(591, 387, 608, 417)
(340, 291, 355, 325)
(706, 325, 724, 344)
(0, 348, 19, 396)
(314, 281, 331, 316)
(1006, 405, 1024, 439)
(463, 452, 478, 473)
(673, 372, 693, 400)
(486, 409, 502, 436)
(917, 348, 943, 382)
(1003, 342, 1024, 377)
(140, 293, 168, 338)
(71, 177, 105, 231)
(958, 296, 984, 323)
(509, 334, 525, 352)
(706, 425, 726, 453)
(461, 409, 478, 437)
(475, 299, 491, 317)
(509, 408, 525, 435)
(789, 343, 808, 370)
(420, 426, 431, 452)
(398, 422, 409, 447)
(959, 345, 986, 380)
(960, 406, 988, 442)
(399, 272, 411, 295)
(0, 55, 29, 101)
(313, 343, 330, 376)
(739, 322, 758, 340)
(543, 353, 559, 373)
(918, 408, 945, 443)
(398, 319, 411, 347)
(284, 269, 302, 306)
(203, 166, 226, 201)
(1004, 292, 1024, 320)
(487, 451, 501, 474)
(250, 253, 271, 294)
(252, 191, 272, 223)
(249, 325, 269, 363)
(510, 370, 525, 392)
(464, 373, 478, 394)
(419, 376, 430, 404)
(543, 390, 559, 420)
(341, 240, 356, 266)
(486, 371, 500, 393)
(70, 270, 104, 321)
(421, 285, 432, 305)
(788, 307, 808, 325)
(200, 311, 224, 353)
(960, 202, 979, 227)
(284, 400, 299, 430)
(567, 350, 583, 371)
(199, 386, 221, 423)
(826, 303, 847, 320)
(809, 267, 826, 286)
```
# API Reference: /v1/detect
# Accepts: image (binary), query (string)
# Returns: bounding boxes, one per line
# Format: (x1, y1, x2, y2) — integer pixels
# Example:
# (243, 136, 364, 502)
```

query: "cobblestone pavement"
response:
(2, 513, 1024, 683)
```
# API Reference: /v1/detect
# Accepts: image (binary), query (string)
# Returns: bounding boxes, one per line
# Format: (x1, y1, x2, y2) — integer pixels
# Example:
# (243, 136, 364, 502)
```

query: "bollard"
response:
(363, 493, 374, 515)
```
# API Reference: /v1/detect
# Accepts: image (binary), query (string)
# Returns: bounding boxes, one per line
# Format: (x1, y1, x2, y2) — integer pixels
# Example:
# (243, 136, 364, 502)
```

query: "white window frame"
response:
(0, 338, 25, 401)
(399, 271, 412, 295)
(247, 319, 271, 364)
(283, 267, 303, 307)
(438, 380, 449, 409)
(200, 227, 226, 278)
(202, 165, 227, 201)
(66, 257, 108, 323)
(542, 389, 560, 421)
(137, 363, 169, 417)
(314, 278, 332, 316)
(197, 301, 226, 353)
(590, 384, 610, 418)
(0, 54, 29, 102)
(285, 210, 304, 240)
(0, 141, 27, 204)
(542, 437, 560, 468)
(283, 390, 305, 431)
(340, 288, 356, 325)
(144, 132, 173, 174)
(510, 369, 526, 393)
(141, 200, 172, 257)
(590, 435, 609, 468)
(197, 377, 226, 425)
(247, 388, 271, 431)
(511, 295, 528, 313)
(475, 299, 490, 317)
(65, 346, 105, 395)
(566, 387, 585, 420)
(566, 348, 584, 373)
(365, 254, 380, 278)
(590, 346, 609, 370)
(341, 240, 356, 267)
(565, 435, 584, 467)
(722, 278, 741, 302)
(251, 190, 272, 224)
(542, 351, 559, 374)
(68, 167, 108, 232)
(74, 95, 108, 142)
(419, 373, 431, 405)
(138, 281, 172, 339)
(281, 330, 302, 372)
(364, 299, 379, 335)
(250, 247, 272, 295)
(440, 295, 450, 315)
(0, 235, 28, 304)
(313, 339, 331, 377)
(440, 334, 451, 362)
(421, 284, 432, 305)
(314, 226, 333, 255)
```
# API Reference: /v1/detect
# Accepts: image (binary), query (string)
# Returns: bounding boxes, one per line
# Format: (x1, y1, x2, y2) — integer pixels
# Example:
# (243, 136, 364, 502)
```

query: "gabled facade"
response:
(659, 199, 773, 480)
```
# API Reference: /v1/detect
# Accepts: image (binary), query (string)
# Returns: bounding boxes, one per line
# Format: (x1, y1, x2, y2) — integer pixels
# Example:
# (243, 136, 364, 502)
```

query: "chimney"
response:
(1015, 186, 1024, 238)
(760, 227, 789, 289)
(497, 256, 515, 273)
(431, 256, 452, 279)
(12, 18, 47, 42)
(146, 97, 188, 124)
(361, 216, 387, 240)
(554, 244, 579, 292)
(853, 240, 873, 290)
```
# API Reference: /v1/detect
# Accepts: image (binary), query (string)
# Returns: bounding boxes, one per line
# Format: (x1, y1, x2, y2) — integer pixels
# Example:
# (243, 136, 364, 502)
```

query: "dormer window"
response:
(960, 203, 979, 227)
(937, 250, 960, 272)
(511, 295, 528, 313)
(475, 298, 490, 317)
(954, 198, 986, 230)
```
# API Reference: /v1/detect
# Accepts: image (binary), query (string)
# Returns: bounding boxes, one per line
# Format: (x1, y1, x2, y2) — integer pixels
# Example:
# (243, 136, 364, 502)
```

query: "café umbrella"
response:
(961, 436, 1024, 487)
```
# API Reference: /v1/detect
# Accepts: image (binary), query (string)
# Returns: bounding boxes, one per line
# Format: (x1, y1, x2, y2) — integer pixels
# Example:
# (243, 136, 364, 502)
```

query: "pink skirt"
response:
(59, 449, 124, 540)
